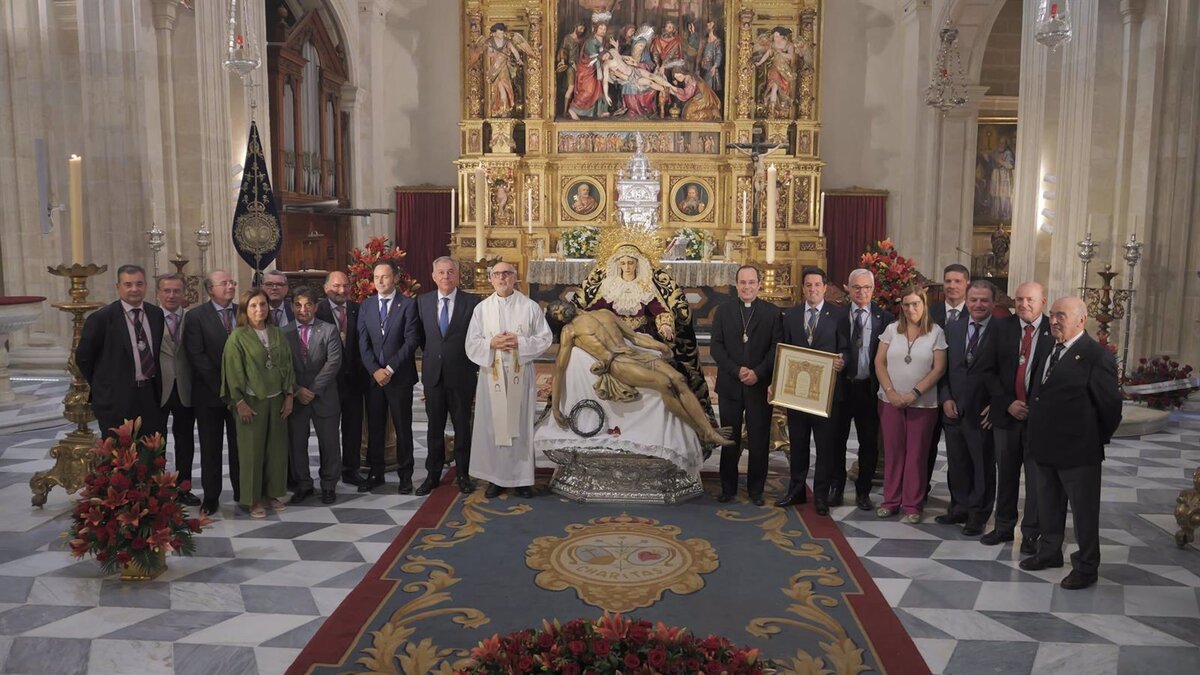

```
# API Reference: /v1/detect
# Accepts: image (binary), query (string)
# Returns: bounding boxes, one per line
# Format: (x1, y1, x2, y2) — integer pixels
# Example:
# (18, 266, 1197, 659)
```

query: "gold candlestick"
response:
(759, 265, 792, 305)
(31, 263, 107, 507)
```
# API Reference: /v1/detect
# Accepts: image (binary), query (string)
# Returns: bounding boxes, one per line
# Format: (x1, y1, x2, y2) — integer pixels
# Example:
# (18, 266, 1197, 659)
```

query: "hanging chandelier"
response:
(223, 0, 261, 81)
(1035, 1, 1073, 51)
(925, 21, 968, 113)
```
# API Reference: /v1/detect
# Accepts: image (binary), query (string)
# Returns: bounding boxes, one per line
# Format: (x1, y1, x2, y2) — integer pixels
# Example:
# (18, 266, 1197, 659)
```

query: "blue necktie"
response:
(438, 297, 450, 337)
(379, 298, 391, 333)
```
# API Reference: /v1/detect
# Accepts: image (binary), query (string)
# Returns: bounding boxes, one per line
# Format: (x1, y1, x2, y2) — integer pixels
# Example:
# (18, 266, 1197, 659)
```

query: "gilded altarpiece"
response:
(454, 0, 825, 305)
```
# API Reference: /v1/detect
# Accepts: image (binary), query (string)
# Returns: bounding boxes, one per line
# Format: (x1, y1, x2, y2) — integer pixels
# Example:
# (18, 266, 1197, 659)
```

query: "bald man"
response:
(1019, 296, 1121, 590)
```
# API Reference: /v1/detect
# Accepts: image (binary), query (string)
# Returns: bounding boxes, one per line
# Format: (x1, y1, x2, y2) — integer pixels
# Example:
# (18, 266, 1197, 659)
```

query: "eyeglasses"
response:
(263, 282, 287, 288)
(849, 285, 874, 292)
(490, 271, 516, 278)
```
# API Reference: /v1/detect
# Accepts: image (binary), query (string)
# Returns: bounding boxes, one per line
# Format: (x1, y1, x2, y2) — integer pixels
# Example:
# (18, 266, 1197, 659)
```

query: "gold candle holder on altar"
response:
(759, 266, 792, 304)
(31, 263, 107, 507)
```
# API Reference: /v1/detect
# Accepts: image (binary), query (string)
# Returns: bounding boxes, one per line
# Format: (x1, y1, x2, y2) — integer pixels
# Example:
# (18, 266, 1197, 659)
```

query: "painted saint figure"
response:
(698, 21, 723, 93)
(668, 70, 721, 122)
(990, 136, 1015, 222)
(471, 23, 533, 118)
(676, 184, 707, 216)
(755, 26, 796, 118)
(572, 183, 599, 215)
(568, 20, 611, 120)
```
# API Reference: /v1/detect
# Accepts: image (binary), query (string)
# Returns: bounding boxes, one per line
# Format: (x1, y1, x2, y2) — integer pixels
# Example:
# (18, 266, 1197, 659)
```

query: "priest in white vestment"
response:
(465, 261, 553, 498)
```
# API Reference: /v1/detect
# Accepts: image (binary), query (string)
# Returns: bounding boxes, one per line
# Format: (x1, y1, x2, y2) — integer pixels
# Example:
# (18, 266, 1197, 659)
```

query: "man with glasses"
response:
(262, 270, 294, 328)
(185, 269, 241, 516)
(155, 273, 200, 507)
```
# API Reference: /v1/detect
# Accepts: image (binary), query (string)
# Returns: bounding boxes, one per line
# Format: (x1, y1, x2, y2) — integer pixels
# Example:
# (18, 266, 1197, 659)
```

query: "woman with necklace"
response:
(222, 289, 296, 518)
(874, 286, 947, 524)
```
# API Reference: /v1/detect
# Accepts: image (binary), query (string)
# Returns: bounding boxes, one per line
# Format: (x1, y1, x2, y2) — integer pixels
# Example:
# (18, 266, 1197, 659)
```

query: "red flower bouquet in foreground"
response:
(1122, 356, 1198, 410)
(859, 238, 928, 314)
(462, 614, 763, 674)
(67, 418, 211, 575)
(347, 235, 421, 303)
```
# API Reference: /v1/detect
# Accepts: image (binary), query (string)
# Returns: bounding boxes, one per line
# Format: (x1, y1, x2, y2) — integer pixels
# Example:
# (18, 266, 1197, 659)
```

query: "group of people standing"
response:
(711, 263, 1122, 590)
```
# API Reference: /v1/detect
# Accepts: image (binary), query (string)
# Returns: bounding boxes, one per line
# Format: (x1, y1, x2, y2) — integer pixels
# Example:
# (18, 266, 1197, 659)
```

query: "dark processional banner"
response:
(232, 121, 282, 287)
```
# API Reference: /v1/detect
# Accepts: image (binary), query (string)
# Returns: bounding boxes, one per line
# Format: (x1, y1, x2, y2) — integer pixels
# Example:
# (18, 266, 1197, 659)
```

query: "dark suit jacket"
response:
(357, 293, 420, 386)
(316, 298, 365, 389)
(1027, 332, 1122, 468)
(991, 314, 1055, 429)
(416, 289, 480, 389)
(710, 298, 783, 402)
(268, 302, 295, 326)
(76, 300, 166, 418)
(782, 302, 850, 403)
(284, 319, 342, 417)
(841, 303, 894, 389)
(184, 301, 237, 407)
(938, 315, 1004, 425)
(929, 303, 967, 330)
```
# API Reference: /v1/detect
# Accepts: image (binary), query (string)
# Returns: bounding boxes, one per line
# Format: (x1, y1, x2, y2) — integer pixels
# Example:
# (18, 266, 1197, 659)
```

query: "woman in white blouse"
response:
(874, 286, 947, 523)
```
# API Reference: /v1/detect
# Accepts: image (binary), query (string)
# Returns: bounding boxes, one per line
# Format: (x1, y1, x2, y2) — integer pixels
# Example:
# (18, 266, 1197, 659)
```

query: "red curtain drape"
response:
(395, 189, 452, 291)
(823, 193, 887, 287)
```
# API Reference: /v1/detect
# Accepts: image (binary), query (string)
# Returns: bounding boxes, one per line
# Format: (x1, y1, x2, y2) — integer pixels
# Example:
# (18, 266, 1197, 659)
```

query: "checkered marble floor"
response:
(0, 394, 1197, 674)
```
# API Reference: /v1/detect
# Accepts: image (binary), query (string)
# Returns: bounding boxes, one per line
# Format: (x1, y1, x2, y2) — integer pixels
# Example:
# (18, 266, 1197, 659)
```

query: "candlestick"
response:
(68, 155, 84, 265)
(765, 164, 778, 264)
(450, 187, 456, 234)
(741, 189, 748, 236)
(526, 187, 533, 235)
(474, 164, 486, 262)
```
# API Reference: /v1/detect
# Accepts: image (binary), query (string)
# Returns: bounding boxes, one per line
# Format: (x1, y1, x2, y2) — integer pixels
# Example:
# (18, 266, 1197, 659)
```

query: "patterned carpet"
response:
(0, 372, 1196, 674)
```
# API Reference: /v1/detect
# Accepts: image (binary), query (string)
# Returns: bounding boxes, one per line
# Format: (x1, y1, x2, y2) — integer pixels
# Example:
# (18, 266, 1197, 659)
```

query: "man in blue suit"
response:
(357, 260, 420, 493)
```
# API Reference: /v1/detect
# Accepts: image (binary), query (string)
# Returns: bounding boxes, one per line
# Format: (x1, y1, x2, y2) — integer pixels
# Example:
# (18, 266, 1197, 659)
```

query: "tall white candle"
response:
(526, 187, 533, 235)
(765, 165, 778, 264)
(450, 187, 456, 234)
(68, 155, 84, 265)
(741, 189, 748, 236)
(474, 165, 486, 262)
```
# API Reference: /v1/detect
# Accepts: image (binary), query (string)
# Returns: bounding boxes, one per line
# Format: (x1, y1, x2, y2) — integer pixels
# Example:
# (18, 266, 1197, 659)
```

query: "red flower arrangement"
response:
(67, 419, 211, 575)
(346, 235, 421, 303)
(461, 614, 764, 674)
(1122, 356, 1198, 410)
(858, 238, 928, 314)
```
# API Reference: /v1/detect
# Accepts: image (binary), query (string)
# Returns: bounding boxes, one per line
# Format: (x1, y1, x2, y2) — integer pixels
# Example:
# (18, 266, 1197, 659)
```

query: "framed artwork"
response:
(770, 344, 839, 418)
(562, 177, 605, 220)
(669, 178, 714, 221)
(973, 120, 1017, 227)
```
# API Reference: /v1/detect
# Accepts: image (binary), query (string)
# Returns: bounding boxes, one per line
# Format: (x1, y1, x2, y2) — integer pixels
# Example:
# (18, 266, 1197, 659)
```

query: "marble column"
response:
(934, 85, 991, 276)
(895, 0, 938, 270)
(355, 0, 391, 239)
(1008, 0, 1051, 288)
(152, 0, 183, 266)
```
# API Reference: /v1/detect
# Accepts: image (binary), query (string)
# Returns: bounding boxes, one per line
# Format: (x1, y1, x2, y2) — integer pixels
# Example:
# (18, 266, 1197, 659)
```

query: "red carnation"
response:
(623, 652, 640, 669)
(568, 640, 586, 656)
(593, 638, 611, 657)
(705, 661, 725, 675)
(630, 624, 649, 645)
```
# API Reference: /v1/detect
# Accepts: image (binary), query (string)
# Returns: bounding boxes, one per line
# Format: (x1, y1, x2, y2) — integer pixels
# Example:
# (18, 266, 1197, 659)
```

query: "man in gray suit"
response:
(285, 286, 343, 504)
(156, 274, 199, 507)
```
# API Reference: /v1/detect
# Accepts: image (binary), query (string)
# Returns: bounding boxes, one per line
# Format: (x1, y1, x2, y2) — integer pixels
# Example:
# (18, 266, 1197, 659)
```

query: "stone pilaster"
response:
(895, 0, 938, 273)
(1008, 0, 1051, 287)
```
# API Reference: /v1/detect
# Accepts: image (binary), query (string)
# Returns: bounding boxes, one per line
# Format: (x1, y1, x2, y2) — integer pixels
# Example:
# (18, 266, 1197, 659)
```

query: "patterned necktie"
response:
(439, 297, 450, 337)
(334, 304, 347, 343)
(379, 298, 391, 334)
(1015, 324, 1034, 401)
(1043, 342, 1065, 383)
(300, 323, 311, 361)
(949, 308, 960, 323)
(806, 308, 818, 343)
(167, 312, 180, 344)
(967, 322, 982, 361)
(131, 308, 156, 379)
(221, 306, 232, 334)
(853, 309, 867, 377)
(272, 307, 284, 326)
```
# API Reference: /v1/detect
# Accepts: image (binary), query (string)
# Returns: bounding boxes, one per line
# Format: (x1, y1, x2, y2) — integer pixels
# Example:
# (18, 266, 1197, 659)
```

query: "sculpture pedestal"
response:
(1113, 403, 1170, 438)
(0, 297, 46, 404)
(544, 447, 703, 505)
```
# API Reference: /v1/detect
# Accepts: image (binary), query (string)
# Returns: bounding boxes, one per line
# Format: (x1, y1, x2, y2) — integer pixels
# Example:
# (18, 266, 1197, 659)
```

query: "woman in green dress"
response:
(221, 289, 295, 518)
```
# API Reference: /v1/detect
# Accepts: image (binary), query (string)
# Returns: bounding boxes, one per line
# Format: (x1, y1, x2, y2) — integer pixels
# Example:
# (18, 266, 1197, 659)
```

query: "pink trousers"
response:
(878, 402, 939, 514)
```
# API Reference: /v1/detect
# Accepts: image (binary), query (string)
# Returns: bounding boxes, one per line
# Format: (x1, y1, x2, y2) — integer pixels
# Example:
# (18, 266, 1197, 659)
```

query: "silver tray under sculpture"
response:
(543, 446, 703, 504)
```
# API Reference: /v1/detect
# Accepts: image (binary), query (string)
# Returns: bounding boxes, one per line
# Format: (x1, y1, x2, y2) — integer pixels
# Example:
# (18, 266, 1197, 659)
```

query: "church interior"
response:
(0, 0, 1199, 673)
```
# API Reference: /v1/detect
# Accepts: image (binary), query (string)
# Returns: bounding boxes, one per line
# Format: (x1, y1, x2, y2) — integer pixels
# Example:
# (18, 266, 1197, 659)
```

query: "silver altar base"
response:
(543, 447, 703, 505)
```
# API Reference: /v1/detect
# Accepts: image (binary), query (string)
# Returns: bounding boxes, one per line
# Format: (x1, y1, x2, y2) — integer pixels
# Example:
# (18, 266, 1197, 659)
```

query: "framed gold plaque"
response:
(770, 344, 839, 418)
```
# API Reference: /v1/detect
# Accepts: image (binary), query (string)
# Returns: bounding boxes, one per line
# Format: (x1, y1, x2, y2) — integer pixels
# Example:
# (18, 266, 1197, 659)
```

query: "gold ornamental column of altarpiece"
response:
(454, 0, 825, 303)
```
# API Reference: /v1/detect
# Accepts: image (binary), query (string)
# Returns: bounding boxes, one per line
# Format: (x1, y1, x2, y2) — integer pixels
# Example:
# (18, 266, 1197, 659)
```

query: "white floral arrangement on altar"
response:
(559, 224, 601, 259)
(670, 226, 717, 260)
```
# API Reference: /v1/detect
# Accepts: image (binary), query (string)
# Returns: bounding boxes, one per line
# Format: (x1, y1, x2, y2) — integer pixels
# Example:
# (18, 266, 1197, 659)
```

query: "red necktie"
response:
(1015, 324, 1034, 402)
(300, 323, 311, 360)
(335, 304, 347, 344)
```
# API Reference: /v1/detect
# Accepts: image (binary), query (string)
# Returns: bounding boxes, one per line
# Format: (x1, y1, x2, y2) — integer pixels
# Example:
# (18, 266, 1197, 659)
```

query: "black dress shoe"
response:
(750, 495, 765, 507)
(716, 492, 734, 503)
(341, 471, 363, 487)
(320, 489, 336, 504)
(289, 488, 314, 505)
(415, 479, 439, 496)
(934, 513, 968, 525)
(855, 493, 875, 511)
(357, 474, 385, 493)
(200, 498, 219, 516)
(962, 524, 984, 537)
(397, 480, 414, 495)
(1019, 536, 1040, 556)
(814, 500, 830, 516)
(1060, 569, 1098, 590)
(774, 485, 807, 507)
(1019, 555, 1064, 571)
(485, 484, 504, 498)
(515, 486, 534, 498)
(178, 491, 202, 507)
(828, 489, 845, 507)
(457, 479, 475, 494)
(980, 530, 1014, 546)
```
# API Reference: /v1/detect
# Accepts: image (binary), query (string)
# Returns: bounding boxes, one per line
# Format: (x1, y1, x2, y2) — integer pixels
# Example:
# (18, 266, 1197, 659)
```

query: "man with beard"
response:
(651, 20, 683, 117)
(698, 20, 723, 93)
(568, 19, 610, 119)
(557, 22, 587, 114)
(316, 271, 367, 487)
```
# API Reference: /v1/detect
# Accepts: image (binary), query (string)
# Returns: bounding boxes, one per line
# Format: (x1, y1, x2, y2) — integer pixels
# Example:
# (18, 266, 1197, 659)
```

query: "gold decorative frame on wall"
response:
(560, 175, 607, 222)
(668, 176, 717, 223)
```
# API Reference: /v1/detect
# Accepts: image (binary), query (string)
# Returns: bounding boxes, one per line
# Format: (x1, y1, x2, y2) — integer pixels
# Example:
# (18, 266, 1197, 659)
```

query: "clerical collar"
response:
(742, 301, 753, 308)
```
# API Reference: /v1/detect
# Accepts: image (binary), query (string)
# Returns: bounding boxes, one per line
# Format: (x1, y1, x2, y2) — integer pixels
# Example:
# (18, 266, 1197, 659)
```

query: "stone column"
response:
(1008, 0, 1051, 287)
(152, 0, 183, 265)
(355, 0, 391, 238)
(935, 85, 990, 275)
(895, 0, 938, 271)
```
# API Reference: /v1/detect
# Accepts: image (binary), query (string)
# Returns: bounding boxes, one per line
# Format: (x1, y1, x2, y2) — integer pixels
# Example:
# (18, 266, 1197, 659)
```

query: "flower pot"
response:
(120, 550, 167, 581)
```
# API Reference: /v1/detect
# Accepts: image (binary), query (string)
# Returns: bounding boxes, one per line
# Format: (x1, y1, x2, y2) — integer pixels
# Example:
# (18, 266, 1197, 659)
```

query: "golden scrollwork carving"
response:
(793, 175, 812, 225)
(736, 5, 755, 119)
(716, 487, 831, 560)
(525, 174, 541, 221)
(465, 8, 484, 119)
(525, 7, 544, 119)
(416, 489, 533, 551)
(798, 8, 819, 120)
(747, 569, 871, 675)
(488, 118, 517, 154)
(763, 120, 791, 147)
(1174, 468, 1200, 548)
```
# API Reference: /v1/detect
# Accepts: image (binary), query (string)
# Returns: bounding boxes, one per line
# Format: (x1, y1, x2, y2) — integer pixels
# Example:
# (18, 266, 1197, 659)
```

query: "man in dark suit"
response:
(285, 287, 343, 505)
(415, 257, 481, 495)
(76, 264, 166, 441)
(937, 280, 1004, 536)
(710, 265, 783, 506)
(317, 271, 366, 487)
(1020, 296, 1121, 590)
(926, 263, 970, 499)
(776, 267, 848, 515)
(262, 270, 294, 327)
(184, 269, 240, 516)
(831, 268, 894, 511)
(155, 273, 200, 507)
(358, 260, 421, 493)
(983, 281, 1053, 553)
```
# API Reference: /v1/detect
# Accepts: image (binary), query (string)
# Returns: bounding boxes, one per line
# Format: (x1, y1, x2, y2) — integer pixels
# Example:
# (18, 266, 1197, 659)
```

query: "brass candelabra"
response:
(30, 263, 107, 507)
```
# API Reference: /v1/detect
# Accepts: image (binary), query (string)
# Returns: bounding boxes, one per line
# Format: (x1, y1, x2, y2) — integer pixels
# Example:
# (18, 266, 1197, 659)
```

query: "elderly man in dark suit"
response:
(831, 268, 894, 511)
(710, 265, 783, 506)
(1020, 296, 1121, 590)
(983, 281, 1054, 552)
(76, 264, 166, 441)
(776, 267, 848, 515)
(285, 287, 343, 505)
(357, 260, 421, 494)
(937, 279, 1004, 536)
(155, 273, 200, 507)
(317, 271, 366, 487)
(415, 257, 481, 495)
(185, 269, 240, 516)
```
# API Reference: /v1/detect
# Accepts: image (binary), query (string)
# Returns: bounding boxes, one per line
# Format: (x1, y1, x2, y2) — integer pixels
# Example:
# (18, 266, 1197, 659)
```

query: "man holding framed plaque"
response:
(774, 268, 848, 515)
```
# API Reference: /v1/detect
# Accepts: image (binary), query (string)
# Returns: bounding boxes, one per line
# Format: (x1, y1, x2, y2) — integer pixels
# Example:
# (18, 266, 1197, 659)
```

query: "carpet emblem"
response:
(526, 513, 718, 612)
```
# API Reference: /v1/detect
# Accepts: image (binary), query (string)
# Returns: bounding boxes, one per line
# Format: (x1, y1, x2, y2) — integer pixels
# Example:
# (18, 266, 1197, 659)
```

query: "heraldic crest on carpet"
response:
(526, 513, 718, 612)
